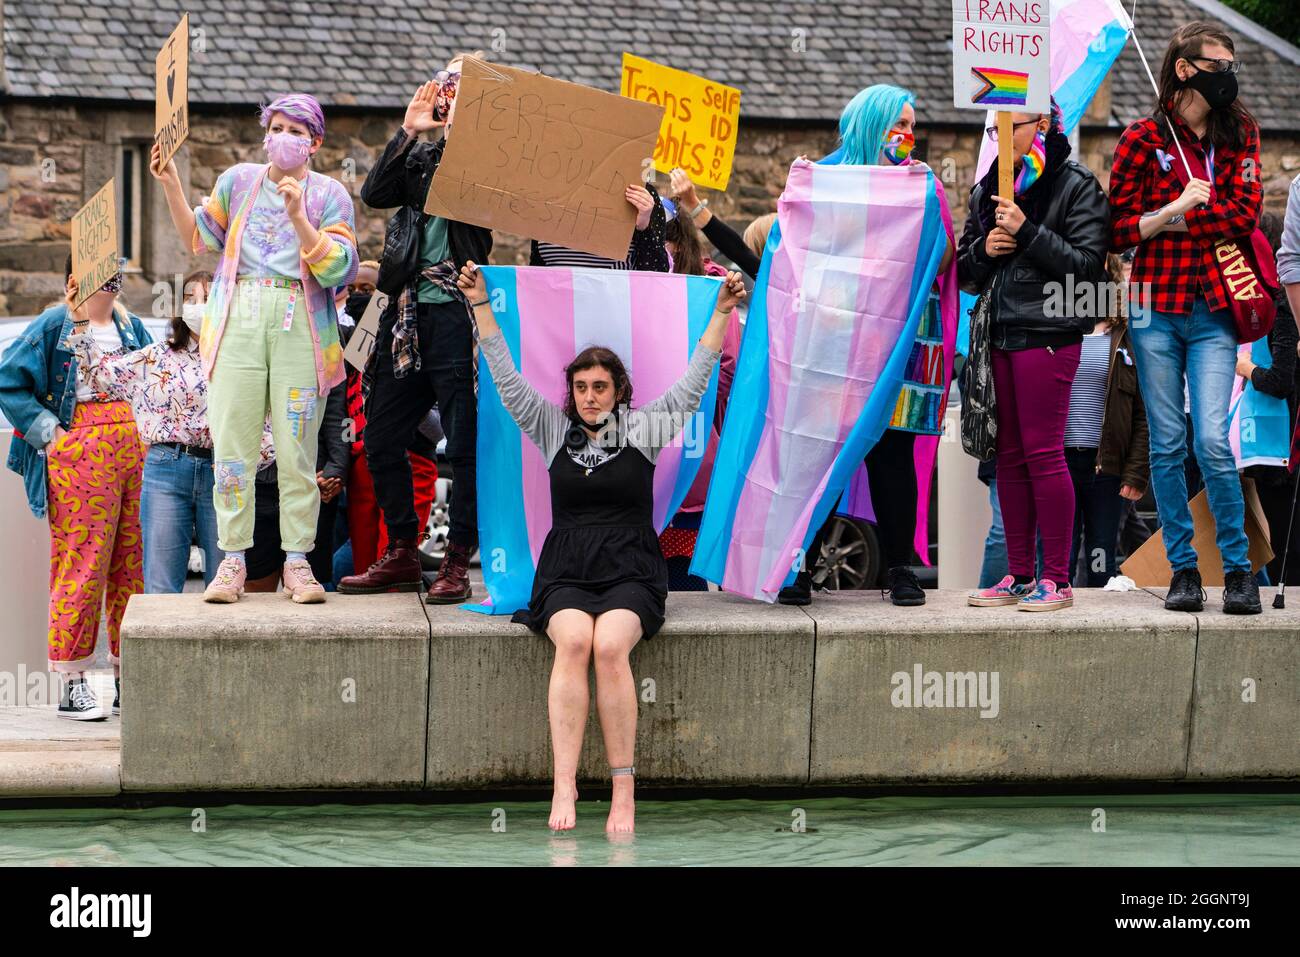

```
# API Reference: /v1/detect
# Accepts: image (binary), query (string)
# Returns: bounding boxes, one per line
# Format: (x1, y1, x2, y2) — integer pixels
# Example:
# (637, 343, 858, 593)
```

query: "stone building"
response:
(1, 0, 1297, 317)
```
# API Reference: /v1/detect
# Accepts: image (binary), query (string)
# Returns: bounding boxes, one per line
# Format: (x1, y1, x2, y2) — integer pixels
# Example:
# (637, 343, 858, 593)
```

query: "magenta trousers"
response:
(991, 342, 1081, 584)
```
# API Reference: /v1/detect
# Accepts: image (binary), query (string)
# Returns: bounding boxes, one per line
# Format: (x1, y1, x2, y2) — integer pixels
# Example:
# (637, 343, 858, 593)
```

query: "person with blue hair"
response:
(779, 84, 959, 607)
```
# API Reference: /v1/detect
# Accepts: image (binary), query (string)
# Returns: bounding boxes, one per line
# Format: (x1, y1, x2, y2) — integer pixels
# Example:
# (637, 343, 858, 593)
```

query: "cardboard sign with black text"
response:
(424, 57, 664, 260)
(155, 13, 190, 169)
(70, 180, 118, 308)
(343, 291, 390, 372)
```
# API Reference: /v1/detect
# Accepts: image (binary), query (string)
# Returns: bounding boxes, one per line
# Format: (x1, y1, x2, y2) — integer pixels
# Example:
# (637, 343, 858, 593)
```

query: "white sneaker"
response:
(58, 678, 106, 721)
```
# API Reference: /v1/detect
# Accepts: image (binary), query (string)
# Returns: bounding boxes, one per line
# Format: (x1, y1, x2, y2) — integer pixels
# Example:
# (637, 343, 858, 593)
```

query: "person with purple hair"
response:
(152, 92, 358, 604)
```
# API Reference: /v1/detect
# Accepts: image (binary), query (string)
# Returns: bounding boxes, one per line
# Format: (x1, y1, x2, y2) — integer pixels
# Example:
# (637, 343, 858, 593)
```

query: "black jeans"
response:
(1065, 446, 1123, 587)
(806, 429, 919, 572)
(365, 299, 478, 547)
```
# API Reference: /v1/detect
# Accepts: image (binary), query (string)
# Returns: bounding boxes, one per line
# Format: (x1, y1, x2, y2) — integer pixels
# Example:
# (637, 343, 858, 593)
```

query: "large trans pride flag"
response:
(692, 161, 947, 601)
(465, 265, 724, 616)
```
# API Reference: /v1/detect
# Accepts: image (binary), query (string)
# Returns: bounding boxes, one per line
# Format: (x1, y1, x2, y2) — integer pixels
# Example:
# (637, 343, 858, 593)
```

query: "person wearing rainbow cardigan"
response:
(152, 92, 358, 604)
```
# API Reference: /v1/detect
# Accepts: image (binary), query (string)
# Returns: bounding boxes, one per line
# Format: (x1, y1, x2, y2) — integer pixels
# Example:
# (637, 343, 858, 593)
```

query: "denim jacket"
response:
(0, 303, 151, 518)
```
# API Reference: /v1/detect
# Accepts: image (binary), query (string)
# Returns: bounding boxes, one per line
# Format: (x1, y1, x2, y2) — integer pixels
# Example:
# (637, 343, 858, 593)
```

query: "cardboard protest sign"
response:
(424, 57, 664, 261)
(154, 13, 190, 170)
(342, 291, 390, 372)
(1120, 481, 1273, 587)
(951, 1, 1050, 114)
(70, 180, 118, 308)
(620, 53, 741, 191)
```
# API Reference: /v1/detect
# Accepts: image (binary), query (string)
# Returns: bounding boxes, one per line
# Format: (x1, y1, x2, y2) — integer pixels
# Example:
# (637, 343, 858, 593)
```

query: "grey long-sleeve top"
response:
(479, 331, 720, 467)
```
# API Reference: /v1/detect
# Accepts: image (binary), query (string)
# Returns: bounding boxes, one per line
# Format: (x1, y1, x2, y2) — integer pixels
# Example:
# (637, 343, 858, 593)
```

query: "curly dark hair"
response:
(562, 346, 633, 422)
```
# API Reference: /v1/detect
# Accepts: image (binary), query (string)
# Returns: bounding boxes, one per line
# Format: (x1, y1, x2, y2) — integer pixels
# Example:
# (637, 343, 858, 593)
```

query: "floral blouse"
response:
(69, 333, 211, 447)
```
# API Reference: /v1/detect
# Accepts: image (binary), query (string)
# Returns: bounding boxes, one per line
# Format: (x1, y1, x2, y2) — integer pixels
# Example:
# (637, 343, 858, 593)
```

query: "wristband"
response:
(689, 200, 709, 218)
(470, 298, 490, 308)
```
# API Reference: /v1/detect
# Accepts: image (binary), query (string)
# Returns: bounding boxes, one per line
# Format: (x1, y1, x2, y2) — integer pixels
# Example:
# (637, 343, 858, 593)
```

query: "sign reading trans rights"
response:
(425, 57, 664, 261)
(952, 1, 1050, 114)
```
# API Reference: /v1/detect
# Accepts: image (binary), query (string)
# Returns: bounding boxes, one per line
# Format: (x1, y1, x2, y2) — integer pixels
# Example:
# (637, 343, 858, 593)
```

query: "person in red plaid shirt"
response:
(1108, 21, 1263, 615)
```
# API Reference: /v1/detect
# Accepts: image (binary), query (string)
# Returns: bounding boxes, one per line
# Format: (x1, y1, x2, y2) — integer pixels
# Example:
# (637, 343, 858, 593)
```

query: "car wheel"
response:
(812, 515, 883, 590)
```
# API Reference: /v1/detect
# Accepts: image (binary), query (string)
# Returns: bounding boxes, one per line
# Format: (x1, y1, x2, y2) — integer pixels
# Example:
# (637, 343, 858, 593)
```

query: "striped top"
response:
(1065, 332, 1111, 448)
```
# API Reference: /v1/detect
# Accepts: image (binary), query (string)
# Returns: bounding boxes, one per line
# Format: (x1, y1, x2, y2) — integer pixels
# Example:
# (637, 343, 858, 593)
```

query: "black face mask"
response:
(565, 407, 622, 452)
(1183, 65, 1238, 111)
(345, 291, 373, 319)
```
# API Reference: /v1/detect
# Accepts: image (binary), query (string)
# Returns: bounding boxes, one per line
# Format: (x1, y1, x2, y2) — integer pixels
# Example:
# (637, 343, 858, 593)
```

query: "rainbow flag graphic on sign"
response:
(970, 66, 1030, 106)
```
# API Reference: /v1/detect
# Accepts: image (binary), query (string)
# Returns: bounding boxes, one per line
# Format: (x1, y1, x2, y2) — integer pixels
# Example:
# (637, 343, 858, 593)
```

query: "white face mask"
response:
(181, 302, 204, 334)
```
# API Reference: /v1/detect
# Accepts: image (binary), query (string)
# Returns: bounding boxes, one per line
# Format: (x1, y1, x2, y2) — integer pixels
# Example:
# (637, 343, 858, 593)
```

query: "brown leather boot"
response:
(425, 542, 473, 604)
(337, 538, 424, 594)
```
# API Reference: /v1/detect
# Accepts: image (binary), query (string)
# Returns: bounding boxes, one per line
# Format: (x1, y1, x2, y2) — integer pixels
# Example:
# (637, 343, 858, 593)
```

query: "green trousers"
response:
(207, 278, 322, 553)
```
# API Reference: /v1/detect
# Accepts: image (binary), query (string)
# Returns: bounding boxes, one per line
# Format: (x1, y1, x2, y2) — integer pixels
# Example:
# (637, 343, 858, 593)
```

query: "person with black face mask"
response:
(1108, 21, 1264, 616)
(340, 260, 379, 327)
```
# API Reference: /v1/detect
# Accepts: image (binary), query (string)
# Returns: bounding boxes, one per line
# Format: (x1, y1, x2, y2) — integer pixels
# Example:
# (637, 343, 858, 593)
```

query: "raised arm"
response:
(458, 262, 569, 460)
(629, 272, 745, 462)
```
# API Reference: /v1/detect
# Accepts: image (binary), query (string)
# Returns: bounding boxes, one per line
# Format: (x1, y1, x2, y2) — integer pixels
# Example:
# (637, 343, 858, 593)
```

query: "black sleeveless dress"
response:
(510, 441, 669, 639)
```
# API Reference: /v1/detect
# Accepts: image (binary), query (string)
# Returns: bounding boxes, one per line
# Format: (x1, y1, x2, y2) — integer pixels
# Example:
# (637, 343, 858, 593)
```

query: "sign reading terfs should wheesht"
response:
(620, 54, 741, 191)
(951, 1, 1050, 113)
(154, 13, 190, 170)
(71, 180, 118, 309)
(424, 56, 664, 261)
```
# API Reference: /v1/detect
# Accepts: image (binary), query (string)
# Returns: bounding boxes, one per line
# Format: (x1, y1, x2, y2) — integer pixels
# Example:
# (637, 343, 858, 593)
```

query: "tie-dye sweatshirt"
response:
(192, 163, 357, 392)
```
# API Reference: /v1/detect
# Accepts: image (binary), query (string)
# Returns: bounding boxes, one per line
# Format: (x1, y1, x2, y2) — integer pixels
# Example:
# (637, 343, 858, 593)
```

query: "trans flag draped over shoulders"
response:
(464, 265, 724, 616)
(692, 160, 948, 601)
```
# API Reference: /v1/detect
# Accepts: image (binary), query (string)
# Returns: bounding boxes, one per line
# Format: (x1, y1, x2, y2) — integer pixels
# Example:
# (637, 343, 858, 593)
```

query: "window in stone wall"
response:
(116, 143, 149, 273)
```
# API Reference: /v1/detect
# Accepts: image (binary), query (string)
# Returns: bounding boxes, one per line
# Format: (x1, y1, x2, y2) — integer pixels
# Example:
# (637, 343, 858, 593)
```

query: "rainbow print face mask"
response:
(883, 130, 915, 166)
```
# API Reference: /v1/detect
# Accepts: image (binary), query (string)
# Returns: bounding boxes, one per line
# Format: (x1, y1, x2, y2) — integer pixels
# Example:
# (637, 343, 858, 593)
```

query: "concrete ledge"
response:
(120, 594, 429, 791)
(807, 590, 1198, 783)
(1182, 588, 1300, 779)
(425, 593, 814, 786)
(106, 588, 1300, 794)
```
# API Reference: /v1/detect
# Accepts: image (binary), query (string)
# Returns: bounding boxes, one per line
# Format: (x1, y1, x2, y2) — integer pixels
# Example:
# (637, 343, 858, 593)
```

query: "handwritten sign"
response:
(154, 13, 190, 170)
(343, 291, 389, 372)
(620, 53, 741, 191)
(425, 56, 664, 261)
(70, 180, 118, 308)
(952, 1, 1049, 113)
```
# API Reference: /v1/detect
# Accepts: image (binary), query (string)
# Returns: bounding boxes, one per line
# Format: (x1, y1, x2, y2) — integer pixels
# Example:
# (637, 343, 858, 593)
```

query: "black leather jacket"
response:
(360, 128, 493, 296)
(957, 159, 1110, 350)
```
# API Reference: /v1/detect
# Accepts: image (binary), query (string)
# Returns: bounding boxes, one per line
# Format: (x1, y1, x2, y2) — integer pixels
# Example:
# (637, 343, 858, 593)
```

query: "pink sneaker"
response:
(282, 559, 326, 604)
(968, 575, 1034, 607)
(1018, 579, 1074, 612)
(203, 556, 246, 603)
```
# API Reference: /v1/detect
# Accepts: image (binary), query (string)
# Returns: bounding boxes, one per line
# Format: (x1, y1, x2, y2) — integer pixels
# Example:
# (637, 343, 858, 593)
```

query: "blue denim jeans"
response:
(1129, 298, 1249, 572)
(140, 444, 223, 592)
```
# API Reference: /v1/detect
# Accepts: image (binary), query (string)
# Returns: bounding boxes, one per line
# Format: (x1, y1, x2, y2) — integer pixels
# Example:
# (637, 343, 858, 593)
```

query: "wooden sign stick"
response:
(997, 112, 1014, 201)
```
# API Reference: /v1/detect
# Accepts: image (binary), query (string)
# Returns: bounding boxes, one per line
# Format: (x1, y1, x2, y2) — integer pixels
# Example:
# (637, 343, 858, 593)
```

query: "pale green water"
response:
(1, 794, 1297, 866)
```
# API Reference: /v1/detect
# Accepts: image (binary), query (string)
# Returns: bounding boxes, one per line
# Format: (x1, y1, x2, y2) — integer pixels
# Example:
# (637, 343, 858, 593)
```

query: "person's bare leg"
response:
(245, 570, 279, 593)
(592, 609, 643, 834)
(545, 609, 595, 831)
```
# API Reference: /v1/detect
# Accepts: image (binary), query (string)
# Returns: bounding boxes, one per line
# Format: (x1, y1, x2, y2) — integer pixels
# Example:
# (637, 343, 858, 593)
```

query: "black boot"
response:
(778, 569, 813, 606)
(1164, 567, 1205, 612)
(884, 565, 925, 606)
(1223, 569, 1262, 615)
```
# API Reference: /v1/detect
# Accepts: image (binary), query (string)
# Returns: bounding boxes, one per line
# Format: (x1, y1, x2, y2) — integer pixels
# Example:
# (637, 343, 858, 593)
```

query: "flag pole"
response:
(1127, 0, 1195, 179)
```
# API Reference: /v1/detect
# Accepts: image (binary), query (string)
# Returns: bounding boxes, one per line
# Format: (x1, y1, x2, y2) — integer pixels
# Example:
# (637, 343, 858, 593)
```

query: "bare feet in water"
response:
(549, 781, 578, 831)
(606, 775, 635, 834)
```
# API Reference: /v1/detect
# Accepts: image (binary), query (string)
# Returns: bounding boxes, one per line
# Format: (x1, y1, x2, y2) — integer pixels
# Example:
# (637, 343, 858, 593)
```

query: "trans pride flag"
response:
(692, 161, 948, 601)
(974, 0, 1133, 180)
(464, 266, 724, 616)
(1230, 338, 1292, 470)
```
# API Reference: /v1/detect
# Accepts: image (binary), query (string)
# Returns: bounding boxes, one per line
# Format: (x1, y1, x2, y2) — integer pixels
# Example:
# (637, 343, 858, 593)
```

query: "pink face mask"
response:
(263, 131, 312, 170)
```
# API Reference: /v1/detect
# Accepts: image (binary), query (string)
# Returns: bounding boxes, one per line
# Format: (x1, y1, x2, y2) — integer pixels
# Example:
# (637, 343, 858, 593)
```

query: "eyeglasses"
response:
(1191, 56, 1240, 75)
(434, 69, 461, 86)
(985, 119, 1041, 142)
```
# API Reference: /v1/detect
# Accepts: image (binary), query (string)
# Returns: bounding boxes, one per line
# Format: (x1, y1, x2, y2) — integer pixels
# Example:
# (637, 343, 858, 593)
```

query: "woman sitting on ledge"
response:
(456, 261, 744, 835)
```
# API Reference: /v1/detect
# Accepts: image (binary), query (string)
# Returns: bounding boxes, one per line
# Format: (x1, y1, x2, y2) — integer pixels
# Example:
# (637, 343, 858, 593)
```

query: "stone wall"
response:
(1, 99, 1298, 318)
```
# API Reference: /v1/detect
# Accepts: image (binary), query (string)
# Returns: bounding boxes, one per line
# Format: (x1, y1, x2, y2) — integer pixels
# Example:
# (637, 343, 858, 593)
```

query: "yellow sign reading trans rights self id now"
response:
(620, 53, 741, 192)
